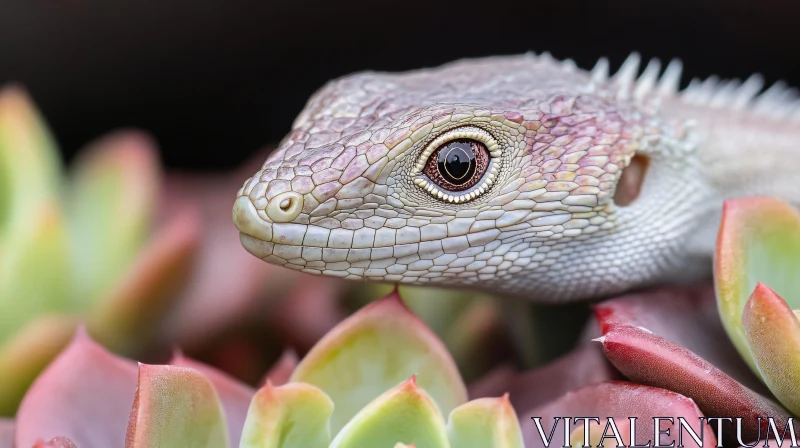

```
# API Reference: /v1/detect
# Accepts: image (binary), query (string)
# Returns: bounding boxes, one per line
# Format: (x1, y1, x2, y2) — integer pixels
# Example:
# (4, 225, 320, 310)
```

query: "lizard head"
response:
(233, 53, 703, 301)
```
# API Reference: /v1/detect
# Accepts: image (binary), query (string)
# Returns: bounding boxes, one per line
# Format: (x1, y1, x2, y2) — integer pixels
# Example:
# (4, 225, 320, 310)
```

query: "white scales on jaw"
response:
(233, 52, 800, 302)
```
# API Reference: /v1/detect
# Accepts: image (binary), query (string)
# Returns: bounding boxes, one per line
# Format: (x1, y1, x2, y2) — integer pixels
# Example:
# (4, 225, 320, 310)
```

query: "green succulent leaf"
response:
(0, 316, 78, 416)
(239, 382, 333, 448)
(0, 203, 71, 343)
(715, 197, 800, 374)
(171, 353, 255, 447)
(125, 364, 228, 448)
(0, 85, 61, 239)
(329, 377, 451, 448)
(742, 283, 800, 415)
(67, 131, 161, 308)
(446, 395, 524, 448)
(291, 290, 468, 434)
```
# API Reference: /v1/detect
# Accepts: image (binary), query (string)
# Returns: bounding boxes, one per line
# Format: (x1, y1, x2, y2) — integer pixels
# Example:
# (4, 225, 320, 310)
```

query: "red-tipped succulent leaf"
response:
(595, 284, 791, 444)
(743, 283, 800, 416)
(522, 382, 716, 448)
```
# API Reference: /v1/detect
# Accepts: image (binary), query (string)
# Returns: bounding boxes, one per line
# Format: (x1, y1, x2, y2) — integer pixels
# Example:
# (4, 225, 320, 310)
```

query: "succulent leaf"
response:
(172, 353, 254, 446)
(0, 203, 71, 344)
(291, 291, 467, 434)
(446, 395, 524, 448)
(0, 316, 78, 416)
(89, 207, 200, 354)
(329, 377, 451, 448)
(521, 382, 716, 448)
(67, 131, 161, 309)
(15, 328, 138, 448)
(125, 364, 228, 448)
(715, 197, 800, 372)
(262, 349, 299, 387)
(599, 326, 790, 444)
(0, 85, 61, 239)
(469, 343, 616, 415)
(239, 382, 333, 448)
(742, 283, 800, 415)
(595, 285, 791, 444)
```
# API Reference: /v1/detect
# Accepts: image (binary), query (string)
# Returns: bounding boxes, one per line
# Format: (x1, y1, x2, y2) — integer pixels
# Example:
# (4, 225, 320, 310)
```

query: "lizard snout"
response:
(233, 195, 273, 243)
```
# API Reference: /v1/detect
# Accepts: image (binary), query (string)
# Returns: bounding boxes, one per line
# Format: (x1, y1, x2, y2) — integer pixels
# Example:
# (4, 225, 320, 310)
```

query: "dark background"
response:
(2, 0, 799, 171)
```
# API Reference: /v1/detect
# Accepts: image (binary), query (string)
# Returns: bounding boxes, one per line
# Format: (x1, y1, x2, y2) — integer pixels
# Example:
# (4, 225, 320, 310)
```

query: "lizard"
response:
(232, 52, 800, 303)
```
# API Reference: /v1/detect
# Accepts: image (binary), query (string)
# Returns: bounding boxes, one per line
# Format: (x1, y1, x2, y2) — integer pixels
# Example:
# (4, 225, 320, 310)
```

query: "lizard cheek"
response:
(613, 153, 650, 207)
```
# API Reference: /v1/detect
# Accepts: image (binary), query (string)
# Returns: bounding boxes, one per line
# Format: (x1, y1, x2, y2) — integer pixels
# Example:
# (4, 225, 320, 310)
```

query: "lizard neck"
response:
(664, 100, 800, 206)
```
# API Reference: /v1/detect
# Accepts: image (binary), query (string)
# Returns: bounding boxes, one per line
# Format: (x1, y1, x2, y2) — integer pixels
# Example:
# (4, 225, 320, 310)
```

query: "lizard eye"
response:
(412, 126, 501, 203)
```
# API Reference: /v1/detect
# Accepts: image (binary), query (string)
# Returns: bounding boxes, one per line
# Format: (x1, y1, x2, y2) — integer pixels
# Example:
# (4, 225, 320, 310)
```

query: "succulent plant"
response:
(594, 196, 800, 444)
(0, 85, 203, 416)
(7, 291, 527, 448)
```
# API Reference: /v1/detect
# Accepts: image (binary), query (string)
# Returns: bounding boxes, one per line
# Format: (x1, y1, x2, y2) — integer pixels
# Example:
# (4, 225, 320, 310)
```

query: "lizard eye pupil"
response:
(423, 139, 489, 192)
(438, 142, 475, 184)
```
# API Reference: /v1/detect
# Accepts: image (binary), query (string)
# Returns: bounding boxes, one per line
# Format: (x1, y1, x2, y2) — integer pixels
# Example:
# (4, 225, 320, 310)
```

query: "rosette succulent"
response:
(7, 291, 527, 448)
(0, 85, 201, 415)
(594, 197, 800, 444)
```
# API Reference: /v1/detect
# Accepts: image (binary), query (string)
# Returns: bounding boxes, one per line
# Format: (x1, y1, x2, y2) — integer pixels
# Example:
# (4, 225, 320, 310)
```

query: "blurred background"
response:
(3, 0, 800, 170)
(1, 0, 800, 417)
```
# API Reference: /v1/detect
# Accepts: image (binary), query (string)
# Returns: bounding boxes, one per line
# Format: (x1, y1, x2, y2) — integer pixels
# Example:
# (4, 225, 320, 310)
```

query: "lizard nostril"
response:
(266, 191, 304, 222)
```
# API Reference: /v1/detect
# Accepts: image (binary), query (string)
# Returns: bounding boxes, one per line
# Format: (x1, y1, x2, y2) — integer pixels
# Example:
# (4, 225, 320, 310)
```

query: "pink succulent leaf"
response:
(67, 130, 162, 311)
(125, 364, 228, 448)
(171, 353, 254, 445)
(596, 284, 760, 388)
(15, 327, 138, 448)
(743, 283, 800, 416)
(32, 437, 78, 448)
(261, 349, 299, 387)
(467, 364, 516, 400)
(595, 284, 792, 444)
(0, 315, 79, 416)
(160, 170, 273, 347)
(521, 381, 716, 448)
(89, 206, 201, 355)
(0, 419, 13, 448)
(599, 325, 792, 444)
(469, 343, 617, 415)
(291, 290, 468, 435)
(715, 197, 800, 373)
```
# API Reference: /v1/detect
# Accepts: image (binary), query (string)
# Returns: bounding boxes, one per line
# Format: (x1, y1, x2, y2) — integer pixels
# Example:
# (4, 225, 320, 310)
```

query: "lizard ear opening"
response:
(613, 153, 650, 207)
